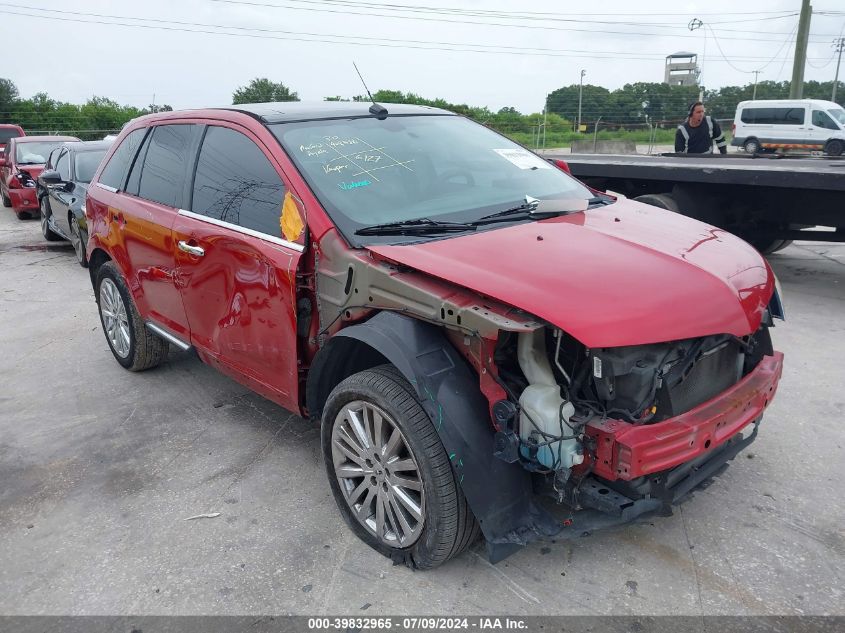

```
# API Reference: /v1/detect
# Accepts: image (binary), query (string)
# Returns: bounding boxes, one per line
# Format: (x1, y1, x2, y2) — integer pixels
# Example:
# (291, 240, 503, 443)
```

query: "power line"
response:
(1, 7, 831, 62)
(209, 0, 802, 29)
(205, 0, 824, 43)
(205, 0, 845, 39)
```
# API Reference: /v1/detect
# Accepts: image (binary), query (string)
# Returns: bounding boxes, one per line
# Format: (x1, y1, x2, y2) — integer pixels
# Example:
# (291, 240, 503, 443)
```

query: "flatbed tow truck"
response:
(546, 151, 845, 254)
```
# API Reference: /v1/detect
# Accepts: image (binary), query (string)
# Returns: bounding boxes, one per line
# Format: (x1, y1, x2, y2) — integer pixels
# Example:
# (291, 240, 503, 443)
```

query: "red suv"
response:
(1, 135, 80, 218)
(86, 103, 784, 568)
(0, 123, 25, 167)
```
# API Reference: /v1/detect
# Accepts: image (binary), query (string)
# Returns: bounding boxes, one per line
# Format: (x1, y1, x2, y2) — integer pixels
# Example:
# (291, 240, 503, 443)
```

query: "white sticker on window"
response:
(493, 148, 553, 170)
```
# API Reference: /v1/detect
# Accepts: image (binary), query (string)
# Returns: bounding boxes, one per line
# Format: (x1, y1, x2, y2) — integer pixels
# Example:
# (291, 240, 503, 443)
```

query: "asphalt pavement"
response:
(0, 208, 842, 616)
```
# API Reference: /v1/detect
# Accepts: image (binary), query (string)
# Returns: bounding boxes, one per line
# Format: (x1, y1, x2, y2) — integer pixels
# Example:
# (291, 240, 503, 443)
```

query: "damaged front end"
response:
(489, 317, 784, 548)
(309, 229, 784, 563)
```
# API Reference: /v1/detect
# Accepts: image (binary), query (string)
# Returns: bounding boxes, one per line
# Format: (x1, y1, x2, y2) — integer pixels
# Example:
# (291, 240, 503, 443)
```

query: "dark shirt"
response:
(675, 117, 727, 154)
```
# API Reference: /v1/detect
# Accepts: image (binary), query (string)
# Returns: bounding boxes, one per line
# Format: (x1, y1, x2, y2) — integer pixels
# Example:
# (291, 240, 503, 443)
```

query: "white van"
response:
(731, 99, 845, 155)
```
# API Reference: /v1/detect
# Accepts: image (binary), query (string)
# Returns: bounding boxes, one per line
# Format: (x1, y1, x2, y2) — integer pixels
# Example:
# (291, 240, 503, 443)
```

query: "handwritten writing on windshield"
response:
(299, 136, 414, 185)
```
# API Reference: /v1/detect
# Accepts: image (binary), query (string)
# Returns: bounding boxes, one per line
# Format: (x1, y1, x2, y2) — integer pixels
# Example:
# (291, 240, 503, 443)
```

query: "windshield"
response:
(271, 115, 595, 245)
(15, 141, 66, 165)
(74, 150, 107, 183)
(827, 108, 845, 127)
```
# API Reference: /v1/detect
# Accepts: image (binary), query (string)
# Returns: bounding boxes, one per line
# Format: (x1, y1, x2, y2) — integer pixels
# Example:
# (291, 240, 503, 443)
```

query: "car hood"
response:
(367, 199, 774, 347)
(18, 164, 45, 178)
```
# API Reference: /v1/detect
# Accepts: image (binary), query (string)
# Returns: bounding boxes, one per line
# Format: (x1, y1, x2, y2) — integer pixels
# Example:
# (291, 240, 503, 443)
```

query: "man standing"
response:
(675, 102, 728, 154)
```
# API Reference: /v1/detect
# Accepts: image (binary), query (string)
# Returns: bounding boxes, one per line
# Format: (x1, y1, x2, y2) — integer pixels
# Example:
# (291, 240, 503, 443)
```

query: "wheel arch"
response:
(308, 310, 559, 562)
(88, 248, 112, 290)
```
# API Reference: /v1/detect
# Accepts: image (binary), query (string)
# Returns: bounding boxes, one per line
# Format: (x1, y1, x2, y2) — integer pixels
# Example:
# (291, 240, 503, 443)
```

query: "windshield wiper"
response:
(355, 217, 477, 236)
(474, 195, 611, 225)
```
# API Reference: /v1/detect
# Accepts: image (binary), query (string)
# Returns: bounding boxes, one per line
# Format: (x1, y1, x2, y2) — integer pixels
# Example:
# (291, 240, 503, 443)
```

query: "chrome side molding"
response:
(145, 322, 191, 351)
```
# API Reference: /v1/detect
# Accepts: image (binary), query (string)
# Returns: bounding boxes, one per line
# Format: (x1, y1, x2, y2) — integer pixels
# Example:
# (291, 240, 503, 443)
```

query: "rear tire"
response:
(40, 198, 61, 242)
(769, 239, 793, 254)
(321, 365, 479, 569)
(69, 216, 89, 267)
(751, 238, 793, 255)
(825, 139, 844, 157)
(633, 193, 680, 212)
(743, 138, 761, 154)
(1, 191, 10, 207)
(95, 261, 169, 371)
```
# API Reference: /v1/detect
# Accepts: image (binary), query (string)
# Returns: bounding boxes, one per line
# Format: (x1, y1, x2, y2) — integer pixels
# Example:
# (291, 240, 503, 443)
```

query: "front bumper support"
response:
(585, 352, 783, 481)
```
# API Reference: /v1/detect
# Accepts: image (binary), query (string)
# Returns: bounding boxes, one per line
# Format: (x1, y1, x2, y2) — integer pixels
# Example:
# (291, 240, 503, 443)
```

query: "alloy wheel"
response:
(331, 400, 425, 548)
(99, 278, 131, 359)
(40, 200, 50, 236)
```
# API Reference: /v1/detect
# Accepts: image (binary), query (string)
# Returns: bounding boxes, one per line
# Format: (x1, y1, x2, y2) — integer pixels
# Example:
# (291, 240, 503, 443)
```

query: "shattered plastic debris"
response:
(184, 512, 221, 521)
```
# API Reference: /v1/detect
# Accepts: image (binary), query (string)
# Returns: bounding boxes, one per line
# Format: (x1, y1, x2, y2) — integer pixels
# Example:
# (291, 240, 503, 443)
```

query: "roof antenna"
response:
(353, 62, 388, 120)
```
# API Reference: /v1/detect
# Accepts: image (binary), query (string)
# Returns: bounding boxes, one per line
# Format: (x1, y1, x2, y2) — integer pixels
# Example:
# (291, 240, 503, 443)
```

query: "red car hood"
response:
(368, 199, 774, 347)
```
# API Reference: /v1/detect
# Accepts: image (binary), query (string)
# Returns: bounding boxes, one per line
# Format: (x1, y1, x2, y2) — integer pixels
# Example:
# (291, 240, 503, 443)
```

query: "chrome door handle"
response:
(178, 241, 205, 257)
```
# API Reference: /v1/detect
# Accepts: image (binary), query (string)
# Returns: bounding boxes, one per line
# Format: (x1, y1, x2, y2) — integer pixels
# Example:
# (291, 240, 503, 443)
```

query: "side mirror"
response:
(39, 169, 63, 185)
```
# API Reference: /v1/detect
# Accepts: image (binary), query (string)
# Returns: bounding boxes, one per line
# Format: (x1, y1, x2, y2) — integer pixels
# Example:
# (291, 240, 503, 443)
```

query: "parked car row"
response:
(3, 101, 785, 568)
(1, 126, 111, 265)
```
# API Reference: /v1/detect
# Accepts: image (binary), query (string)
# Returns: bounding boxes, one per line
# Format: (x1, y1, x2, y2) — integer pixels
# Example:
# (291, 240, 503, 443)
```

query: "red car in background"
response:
(0, 124, 25, 166)
(1, 135, 80, 218)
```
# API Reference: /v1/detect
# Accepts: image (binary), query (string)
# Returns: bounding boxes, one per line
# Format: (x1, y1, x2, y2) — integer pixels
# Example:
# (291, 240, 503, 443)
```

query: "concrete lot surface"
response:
(0, 209, 842, 616)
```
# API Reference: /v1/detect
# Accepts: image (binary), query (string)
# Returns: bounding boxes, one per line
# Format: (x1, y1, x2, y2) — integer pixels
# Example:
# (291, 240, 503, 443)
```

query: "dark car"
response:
(0, 124, 25, 167)
(85, 102, 784, 568)
(1, 135, 81, 218)
(38, 140, 111, 266)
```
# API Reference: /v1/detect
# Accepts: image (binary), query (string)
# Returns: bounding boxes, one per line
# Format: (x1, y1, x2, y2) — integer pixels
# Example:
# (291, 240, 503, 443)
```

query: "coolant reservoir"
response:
(519, 385, 580, 469)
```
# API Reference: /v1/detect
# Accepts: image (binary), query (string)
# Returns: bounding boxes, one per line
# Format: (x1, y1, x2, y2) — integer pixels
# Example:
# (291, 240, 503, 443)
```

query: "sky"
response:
(3, 0, 845, 114)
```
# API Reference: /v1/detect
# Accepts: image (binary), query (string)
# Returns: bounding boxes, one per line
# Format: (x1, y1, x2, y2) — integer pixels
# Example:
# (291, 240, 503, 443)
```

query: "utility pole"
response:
(577, 69, 586, 133)
(834, 37, 845, 102)
(789, 0, 812, 99)
(752, 70, 763, 100)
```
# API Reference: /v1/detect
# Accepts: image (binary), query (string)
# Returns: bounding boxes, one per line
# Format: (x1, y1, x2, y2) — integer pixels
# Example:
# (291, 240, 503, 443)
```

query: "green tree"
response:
(0, 78, 19, 123)
(232, 78, 298, 104)
(145, 103, 173, 113)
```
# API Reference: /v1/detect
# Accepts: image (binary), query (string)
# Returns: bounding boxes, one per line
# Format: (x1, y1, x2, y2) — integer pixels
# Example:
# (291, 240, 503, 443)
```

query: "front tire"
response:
(321, 365, 479, 569)
(96, 262, 168, 371)
(825, 139, 844, 157)
(40, 198, 61, 241)
(69, 216, 88, 267)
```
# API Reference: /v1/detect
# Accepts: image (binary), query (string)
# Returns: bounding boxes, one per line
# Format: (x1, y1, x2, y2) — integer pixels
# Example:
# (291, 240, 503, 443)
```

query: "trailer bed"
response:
(546, 153, 845, 192)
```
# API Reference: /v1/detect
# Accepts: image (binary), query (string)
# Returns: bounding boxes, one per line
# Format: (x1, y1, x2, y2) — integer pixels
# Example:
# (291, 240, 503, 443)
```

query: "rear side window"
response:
(740, 107, 805, 125)
(0, 129, 21, 143)
(124, 131, 152, 196)
(99, 128, 146, 190)
(137, 125, 197, 208)
(191, 126, 286, 237)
